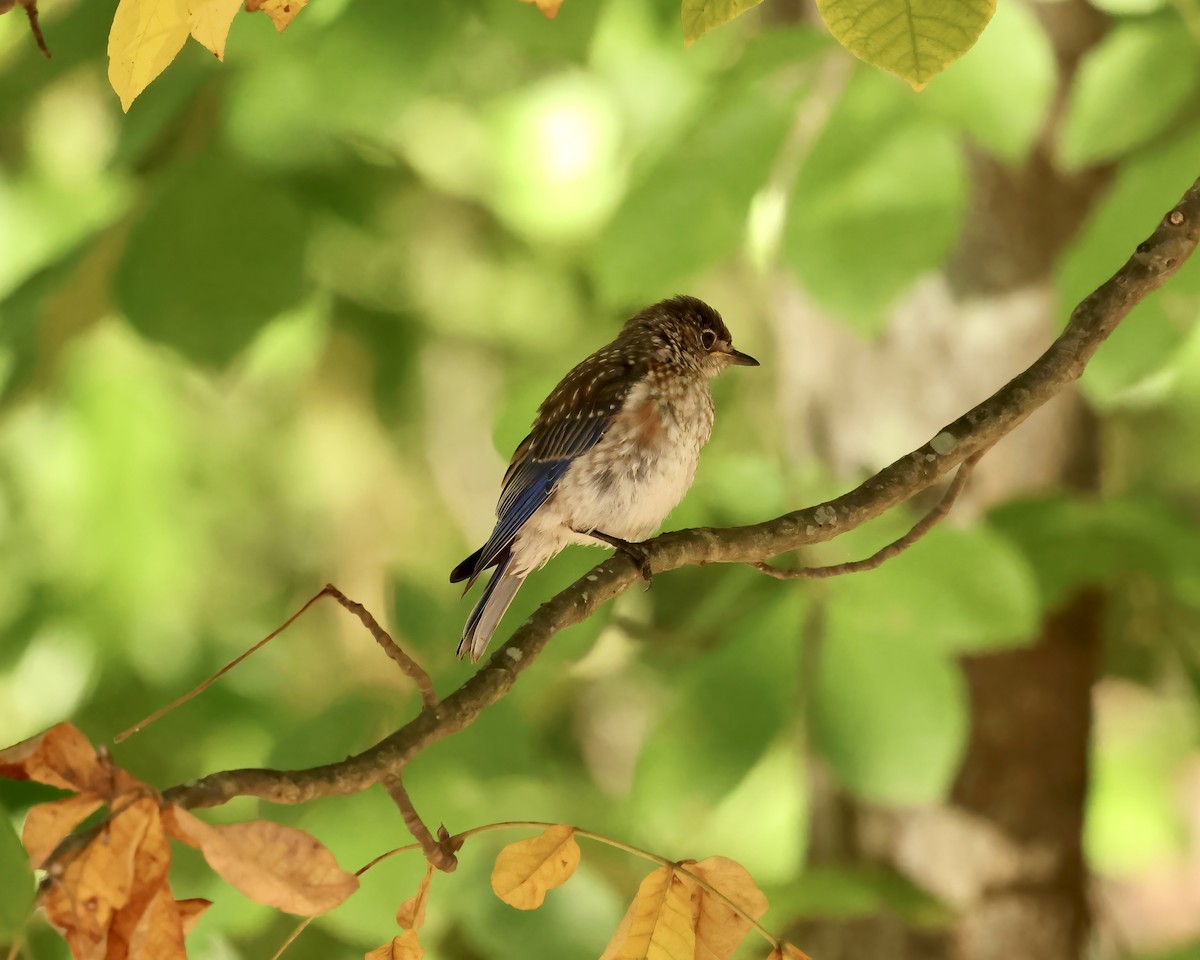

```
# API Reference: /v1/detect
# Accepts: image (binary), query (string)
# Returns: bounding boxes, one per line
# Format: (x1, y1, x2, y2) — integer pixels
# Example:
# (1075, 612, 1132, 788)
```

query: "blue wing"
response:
(450, 348, 646, 586)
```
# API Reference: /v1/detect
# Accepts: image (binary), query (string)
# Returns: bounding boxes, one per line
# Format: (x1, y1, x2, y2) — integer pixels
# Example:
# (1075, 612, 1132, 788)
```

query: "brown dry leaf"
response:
(688, 857, 769, 960)
(490, 824, 581, 910)
(188, 0, 242, 58)
(396, 862, 433, 930)
(365, 929, 423, 960)
(766, 944, 812, 960)
(166, 805, 359, 914)
(22, 794, 104, 867)
(107, 0, 191, 111)
(600, 866, 700, 960)
(40, 796, 158, 959)
(124, 882, 187, 960)
(518, 0, 563, 18)
(175, 898, 213, 935)
(104, 803, 177, 960)
(0, 723, 107, 793)
(245, 0, 307, 32)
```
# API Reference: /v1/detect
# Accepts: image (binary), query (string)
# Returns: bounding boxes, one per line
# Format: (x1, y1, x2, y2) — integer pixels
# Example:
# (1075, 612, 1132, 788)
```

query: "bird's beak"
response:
(724, 348, 760, 367)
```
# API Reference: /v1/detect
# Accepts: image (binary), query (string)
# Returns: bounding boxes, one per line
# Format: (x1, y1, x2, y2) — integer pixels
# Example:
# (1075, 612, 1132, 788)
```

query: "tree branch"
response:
(752, 448, 985, 579)
(381, 773, 460, 872)
(324, 585, 439, 710)
(159, 176, 1200, 812)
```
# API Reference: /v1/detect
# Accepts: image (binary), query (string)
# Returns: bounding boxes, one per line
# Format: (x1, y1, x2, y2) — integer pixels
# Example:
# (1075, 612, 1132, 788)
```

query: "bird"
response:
(450, 295, 759, 662)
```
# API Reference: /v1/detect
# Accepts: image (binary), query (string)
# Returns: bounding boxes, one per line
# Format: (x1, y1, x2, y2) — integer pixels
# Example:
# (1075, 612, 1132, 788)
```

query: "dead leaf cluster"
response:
(1, 722, 358, 960)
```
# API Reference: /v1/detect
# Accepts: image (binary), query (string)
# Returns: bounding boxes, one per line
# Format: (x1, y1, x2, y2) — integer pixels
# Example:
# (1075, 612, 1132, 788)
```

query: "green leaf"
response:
(813, 624, 967, 805)
(593, 88, 797, 305)
(824, 525, 1039, 654)
(630, 589, 806, 840)
(815, 0, 996, 90)
(990, 495, 1200, 613)
(1059, 18, 1200, 170)
(782, 71, 965, 330)
(916, 0, 1055, 163)
(767, 867, 951, 924)
(1088, 0, 1168, 12)
(0, 812, 35, 939)
(681, 0, 766, 45)
(115, 161, 309, 366)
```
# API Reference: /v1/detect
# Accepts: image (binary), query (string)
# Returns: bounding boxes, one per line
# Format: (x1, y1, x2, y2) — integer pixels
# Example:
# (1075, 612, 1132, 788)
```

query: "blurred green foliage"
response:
(2, 0, 1200, 957)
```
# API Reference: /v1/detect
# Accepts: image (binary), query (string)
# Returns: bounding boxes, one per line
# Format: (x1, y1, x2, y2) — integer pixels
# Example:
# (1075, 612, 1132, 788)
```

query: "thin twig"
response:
(18, 0, 50, 58)
(753, 449, 985, 579)
(323, 585, 438, 709)
(114, 587, 331, 743)
(439, 820, 795, 955)
(270, 841, 424, 960)
(381, 773, 460, 872)
(116, 585, 436, 743)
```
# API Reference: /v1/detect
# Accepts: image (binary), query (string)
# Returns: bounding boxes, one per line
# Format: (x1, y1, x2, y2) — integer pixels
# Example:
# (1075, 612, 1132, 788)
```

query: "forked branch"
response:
(158, 176, 1200, 812)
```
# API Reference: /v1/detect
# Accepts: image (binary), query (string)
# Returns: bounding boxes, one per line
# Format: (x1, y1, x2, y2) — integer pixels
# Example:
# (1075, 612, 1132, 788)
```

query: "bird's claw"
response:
(617, 542, 654, 586)
(577, 529, 654, 587)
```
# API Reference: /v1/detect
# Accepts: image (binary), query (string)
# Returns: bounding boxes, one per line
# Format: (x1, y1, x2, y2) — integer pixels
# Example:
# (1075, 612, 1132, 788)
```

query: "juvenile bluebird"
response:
(450, 295, 758, 661)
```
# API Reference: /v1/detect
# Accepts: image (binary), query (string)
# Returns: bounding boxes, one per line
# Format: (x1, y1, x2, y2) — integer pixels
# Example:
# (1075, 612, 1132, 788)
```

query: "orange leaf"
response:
(490, 824, 581, 910)
(600, 866, 700, 960)
(175, 898, 213, 935)
(244, 0, 307, 31)
(104, 802, 177, 960)
(39, 797, 157, 959)
(22, 794, 104, 867)
(688, 857, 769, 960)
(166, 805, 359, 914)
(0, 723, 107, 793)
(396, 862, 433, 930)
(366, 929, 423, 960)
(766, 944, 812, 960)
(518, 0, 563, 18)
(125, 882, 187, 960)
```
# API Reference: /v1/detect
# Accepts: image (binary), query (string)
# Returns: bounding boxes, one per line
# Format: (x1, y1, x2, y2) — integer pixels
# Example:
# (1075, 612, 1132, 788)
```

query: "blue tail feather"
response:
(458, 548, 525, 662)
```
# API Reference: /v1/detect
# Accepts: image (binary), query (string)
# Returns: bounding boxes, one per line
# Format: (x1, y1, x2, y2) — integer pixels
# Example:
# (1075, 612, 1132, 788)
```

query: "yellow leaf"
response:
(518, 0, 563, 18)
(490, 825, 581, 910)
(600, 866, 700, 960)
(814, 0, 995, 90)
(396, 862, 433, 930)
(366, 929, 423, 960)
(187, 0, 241, 59)
(680, 0, 765, 45)
(245, 0, 308, 32)
(107, 0, 191, 111)
(687, 857, 769, 960)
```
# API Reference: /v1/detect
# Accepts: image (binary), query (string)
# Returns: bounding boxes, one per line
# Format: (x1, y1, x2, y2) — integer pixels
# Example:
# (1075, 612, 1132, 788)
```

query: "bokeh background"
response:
(3, 0, 1200, 957)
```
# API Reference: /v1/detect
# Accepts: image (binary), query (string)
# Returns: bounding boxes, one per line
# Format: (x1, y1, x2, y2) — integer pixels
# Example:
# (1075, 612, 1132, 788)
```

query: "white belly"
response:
(508, 379, 714, 576)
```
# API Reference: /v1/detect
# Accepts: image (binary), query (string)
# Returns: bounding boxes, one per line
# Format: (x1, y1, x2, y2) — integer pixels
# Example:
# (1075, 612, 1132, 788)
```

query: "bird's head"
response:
(626, 295, 759, 377)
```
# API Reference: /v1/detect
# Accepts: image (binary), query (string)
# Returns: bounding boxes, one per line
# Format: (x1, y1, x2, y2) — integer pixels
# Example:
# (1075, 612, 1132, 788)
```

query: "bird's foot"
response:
(583, 530, 654, 585)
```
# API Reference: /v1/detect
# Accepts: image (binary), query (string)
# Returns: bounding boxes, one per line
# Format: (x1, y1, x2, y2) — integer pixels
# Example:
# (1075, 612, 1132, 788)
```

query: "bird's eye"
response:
(700, 330, 717, 351)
